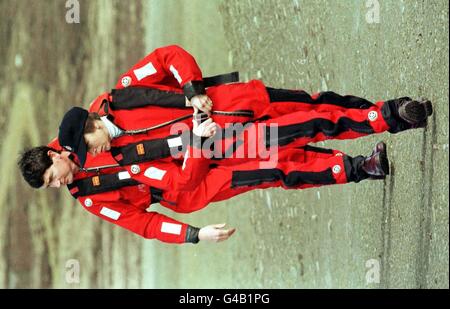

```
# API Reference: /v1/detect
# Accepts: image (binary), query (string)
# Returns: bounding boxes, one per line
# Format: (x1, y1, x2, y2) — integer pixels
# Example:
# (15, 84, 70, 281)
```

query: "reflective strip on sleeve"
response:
(144, 167, 167, 181)
(161, 222, 182, 235)
(133, 61, 157, 81)
(118, 171, 131, 180)
(100, 207, 121, 220)
(169, 65, 182, 84)
(167, 136, 183, 148)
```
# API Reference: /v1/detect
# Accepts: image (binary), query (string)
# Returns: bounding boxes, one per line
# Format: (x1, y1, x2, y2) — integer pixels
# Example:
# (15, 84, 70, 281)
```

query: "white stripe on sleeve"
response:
(100, 207, 121, 220)
(161, 222, 182, 235)
(169, 65, 182, 84)
(133, 61, 157, 81)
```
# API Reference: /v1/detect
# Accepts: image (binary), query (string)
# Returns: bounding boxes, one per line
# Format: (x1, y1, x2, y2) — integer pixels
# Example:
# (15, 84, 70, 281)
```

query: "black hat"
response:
(58, 107, 89, 167)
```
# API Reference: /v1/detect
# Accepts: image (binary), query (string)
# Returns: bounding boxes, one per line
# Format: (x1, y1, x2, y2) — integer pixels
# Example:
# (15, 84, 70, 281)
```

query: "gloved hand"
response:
(190, 94, 213, 115)
(192, 117, 217, 138)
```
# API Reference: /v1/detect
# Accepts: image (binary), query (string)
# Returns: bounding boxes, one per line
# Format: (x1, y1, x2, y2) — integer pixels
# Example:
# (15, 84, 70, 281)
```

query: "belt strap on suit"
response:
(67, 171, 164, 204)
(67, 171, 140, 198)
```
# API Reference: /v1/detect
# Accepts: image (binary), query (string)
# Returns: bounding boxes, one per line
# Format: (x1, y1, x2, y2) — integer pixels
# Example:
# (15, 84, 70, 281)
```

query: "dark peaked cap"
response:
(58, 107, 89, 167)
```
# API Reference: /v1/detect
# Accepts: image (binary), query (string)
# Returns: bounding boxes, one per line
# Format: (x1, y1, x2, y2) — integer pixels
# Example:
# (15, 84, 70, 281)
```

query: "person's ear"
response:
(47, 150, 58, 159)
(95, 120, 103, 130)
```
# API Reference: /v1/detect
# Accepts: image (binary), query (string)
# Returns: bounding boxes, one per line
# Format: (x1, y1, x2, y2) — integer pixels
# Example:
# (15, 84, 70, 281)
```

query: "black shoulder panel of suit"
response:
(68, 172, 166, 205)
(67, 172, 141, 199)
(110, 87, 187, 110)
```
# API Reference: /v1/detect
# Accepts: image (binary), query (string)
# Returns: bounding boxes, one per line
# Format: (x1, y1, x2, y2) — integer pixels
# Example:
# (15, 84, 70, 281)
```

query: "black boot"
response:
(360, 141, 390, 179)
(396, 98, 433, 128)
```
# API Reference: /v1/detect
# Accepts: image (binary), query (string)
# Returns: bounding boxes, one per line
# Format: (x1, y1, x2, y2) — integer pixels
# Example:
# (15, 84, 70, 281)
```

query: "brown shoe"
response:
(398, 98, 433, 128)
(361, 142, 390, 179)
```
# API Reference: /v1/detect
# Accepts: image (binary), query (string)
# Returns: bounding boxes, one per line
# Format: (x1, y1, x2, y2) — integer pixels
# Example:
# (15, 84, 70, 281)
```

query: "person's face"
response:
(84, 121, 111, 156)
(42, 151, 78, 188)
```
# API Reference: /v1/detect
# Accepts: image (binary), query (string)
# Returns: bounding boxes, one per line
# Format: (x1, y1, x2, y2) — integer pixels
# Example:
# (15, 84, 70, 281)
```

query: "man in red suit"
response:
(17, 106, 392, 245)
(78, 45, 431, 166)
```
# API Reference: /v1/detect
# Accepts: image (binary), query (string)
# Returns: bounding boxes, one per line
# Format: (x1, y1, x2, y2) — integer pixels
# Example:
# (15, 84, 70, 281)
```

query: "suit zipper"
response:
(123, 110, 254, 135)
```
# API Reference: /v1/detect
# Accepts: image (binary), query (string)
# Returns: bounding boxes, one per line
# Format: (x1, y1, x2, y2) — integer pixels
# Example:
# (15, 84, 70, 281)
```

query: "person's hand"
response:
(192, 117, 217, 138)
(190, 94, 213, 115)
(198, 223, 236, 242)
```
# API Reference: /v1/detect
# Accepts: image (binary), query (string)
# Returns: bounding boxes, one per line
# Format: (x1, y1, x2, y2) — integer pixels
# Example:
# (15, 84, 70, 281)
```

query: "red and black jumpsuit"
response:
(86, 44, 408, 152)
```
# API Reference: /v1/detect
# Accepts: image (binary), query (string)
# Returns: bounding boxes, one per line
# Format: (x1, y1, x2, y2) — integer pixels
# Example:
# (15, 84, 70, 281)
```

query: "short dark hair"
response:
(84, 112, 101, 134)
(18, 146, 57, 188)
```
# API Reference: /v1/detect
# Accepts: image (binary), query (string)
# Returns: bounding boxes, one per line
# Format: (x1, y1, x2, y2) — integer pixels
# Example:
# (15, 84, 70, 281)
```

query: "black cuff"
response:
(343, 155, 368, 183)
(183, 81, 206, 100)
(185, 225, 200, 244)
